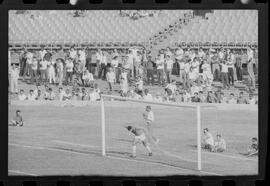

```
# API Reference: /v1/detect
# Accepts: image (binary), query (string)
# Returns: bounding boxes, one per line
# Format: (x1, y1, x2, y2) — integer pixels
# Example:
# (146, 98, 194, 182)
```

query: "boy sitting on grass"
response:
(213, 134, 226, 152)
(9, 110, 24, 127)
(125, 125, 152, 158)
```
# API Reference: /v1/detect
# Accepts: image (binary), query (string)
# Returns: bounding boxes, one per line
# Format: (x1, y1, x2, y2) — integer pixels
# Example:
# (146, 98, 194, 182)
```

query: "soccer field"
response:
(8, 101, 258, 176)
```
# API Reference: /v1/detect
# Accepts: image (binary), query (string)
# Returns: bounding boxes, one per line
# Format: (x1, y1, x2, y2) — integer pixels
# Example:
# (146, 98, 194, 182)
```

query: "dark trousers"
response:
(221, 72, 229, 88)
(89, 64, 96, 77)
(19, 59, 26, 76)
(66, 72, 73, 84)
(31, 70, 38, 83)
(165, 70, 171, 83)
(236, 66, 243, 81)
(228, 67, 234, 85)
(147, 69, 154, 85)
(98, 64, 107, 80)
(157, 69, 164, 85)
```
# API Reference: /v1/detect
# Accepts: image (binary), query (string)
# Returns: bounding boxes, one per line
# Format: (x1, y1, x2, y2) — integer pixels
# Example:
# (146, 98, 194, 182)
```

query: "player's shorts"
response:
(134, 133, 146, 143)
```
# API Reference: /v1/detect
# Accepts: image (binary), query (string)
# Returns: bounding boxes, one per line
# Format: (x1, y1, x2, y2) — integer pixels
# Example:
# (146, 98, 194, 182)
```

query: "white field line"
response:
(190, 150, 257, 162)
(9, 143, 221, 176)
(106, 155, 221, 176)
(53, 140, 198, 163)
(8, 169, 38, 176)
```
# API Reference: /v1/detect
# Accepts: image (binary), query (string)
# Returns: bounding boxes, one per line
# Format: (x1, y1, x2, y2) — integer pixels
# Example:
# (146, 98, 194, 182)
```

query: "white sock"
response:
(132, 146, 136, 156)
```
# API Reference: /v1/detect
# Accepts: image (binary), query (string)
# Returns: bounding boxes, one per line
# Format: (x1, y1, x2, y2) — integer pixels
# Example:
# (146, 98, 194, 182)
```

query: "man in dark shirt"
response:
(191, 92, 201, 102)
(146, 56, 155, 85)
(237, 91, 248, 104)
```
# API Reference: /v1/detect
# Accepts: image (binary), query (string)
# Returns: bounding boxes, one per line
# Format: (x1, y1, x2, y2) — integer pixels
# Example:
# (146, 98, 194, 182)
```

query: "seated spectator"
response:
(89, 88, 100, 101)
(202, 128, 214, 152)
(130, 90, 142, 100)
(18, 89, 27, 101)
(191, 92, 201, 102)
(215, 88, 222, 102)
(227, 93, 237, 104)
(9, 110, 24, 127)
(46, 88, 55, 100)
(58, 87, 65, 101)
(35, 90, 42, 100)
(206, 91, 217, 103)
(143, 89, 153, 101)
(190, 82, 200, 97)
(34, 84, 42, 98)
(71, 91, 79, 101)
(247, 137, 258, 156)
(165, 80, 177, 95)
(248, 94, 257, 104)
(219, 92, 227, 103)
(198, 91, 206, 103)
(237, 92, 248, 104)
(63, 88, 72, 101)
(93, 83, 101, 100)
(82, 69, 94, 87)
(183, 90, 191, 103)
(153, 92, 163, 102)
(214, 134, 226, 152)
(81, 88, 89, 101)
(27, 89, 36, 101)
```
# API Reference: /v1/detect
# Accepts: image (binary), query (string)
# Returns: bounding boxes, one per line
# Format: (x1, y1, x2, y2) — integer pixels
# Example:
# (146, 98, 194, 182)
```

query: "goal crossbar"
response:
(100, 94, 203, 171)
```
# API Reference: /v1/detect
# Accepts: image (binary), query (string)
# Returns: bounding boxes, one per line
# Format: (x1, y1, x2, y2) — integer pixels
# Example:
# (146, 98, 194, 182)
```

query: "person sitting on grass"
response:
(27, 89, 36, 101)
(82, 69, 94, 87)
(202, 128, 214, 151)
(9, 110, 24, 127)
(213, 134, 226, 152)
(125, 125, 152, 158)
(246, 137, 258, 157)
(63, 88, 72, 101)
(35, 89, 42, 100)
(18, 89, 27, 101)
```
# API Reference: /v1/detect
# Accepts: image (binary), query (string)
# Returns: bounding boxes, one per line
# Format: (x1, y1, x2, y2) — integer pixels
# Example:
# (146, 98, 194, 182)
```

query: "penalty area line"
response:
(106, 155, 222, 176)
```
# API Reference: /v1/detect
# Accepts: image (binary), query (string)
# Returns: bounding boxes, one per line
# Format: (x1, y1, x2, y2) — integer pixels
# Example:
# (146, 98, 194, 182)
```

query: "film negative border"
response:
(0, 0, 269, 186)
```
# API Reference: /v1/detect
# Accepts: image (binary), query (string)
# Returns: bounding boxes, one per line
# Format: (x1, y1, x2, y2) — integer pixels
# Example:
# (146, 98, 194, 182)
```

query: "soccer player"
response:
(143, 105, 159, 144)
(214, 134, 226, 152)
(9, 110, 24, 127)
(125, 125, 152, 158)
(202, 128, 214, 151)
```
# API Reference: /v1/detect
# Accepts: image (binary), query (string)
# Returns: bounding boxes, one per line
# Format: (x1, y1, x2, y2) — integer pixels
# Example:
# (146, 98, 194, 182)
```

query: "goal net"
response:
(100, 94, 202, 172)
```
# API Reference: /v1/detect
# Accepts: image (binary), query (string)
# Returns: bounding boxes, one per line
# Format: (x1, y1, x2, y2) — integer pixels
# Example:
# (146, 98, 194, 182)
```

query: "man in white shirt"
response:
(39, 59, 48, 83)
(58, 87, 65, 101)
(202, 128, 214, 151)
(214, 134, 226, 152)
(27, 89, 36, 101)
(106, 67, 116, 91)
(18, 89, 27, 101)
(98, 51, 107, 80)
(69, 46, 77, 61)
(227, 93, 237, 104)
(164, 55, 174, 84)
(155, 55, 165, 86)
(248, 94, 257, 105)
(39, 47, 47, 61)
(143, 105, 158, 144)
(23, 50, 33, 81)
(143, 89, 153, 102)
(65, 58, 74, 85)
(227, 53, 235, 86)
(198, 47, 205, 59)
(165, 80, 177, 95)
(220, 61, 229, 89)
(175, 47, 184, 60)
(9, 64, 19, 94)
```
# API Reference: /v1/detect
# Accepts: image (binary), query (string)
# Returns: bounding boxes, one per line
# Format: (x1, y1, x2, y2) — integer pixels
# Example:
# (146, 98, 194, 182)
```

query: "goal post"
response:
(100, 94, 202, 171)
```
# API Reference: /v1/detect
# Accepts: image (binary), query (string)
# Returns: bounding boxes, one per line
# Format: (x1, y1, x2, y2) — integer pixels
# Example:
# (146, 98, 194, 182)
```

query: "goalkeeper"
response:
(125, 125, 152, 158)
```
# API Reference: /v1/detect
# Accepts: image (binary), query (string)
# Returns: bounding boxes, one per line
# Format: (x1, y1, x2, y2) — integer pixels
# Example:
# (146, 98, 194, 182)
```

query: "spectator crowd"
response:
(9, 45, 258, 104)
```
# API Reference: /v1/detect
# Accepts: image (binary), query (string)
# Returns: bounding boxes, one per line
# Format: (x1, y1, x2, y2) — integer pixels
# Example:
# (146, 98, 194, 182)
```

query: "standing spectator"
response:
(211, 52, 220, 81)
(106, 67, 116, 92)
(120, 76, 129, 97)
(31, 56, 38, 84)
(235, 56, 243, 82)
(65, 58, 74, 85)
(69, 46, 77, 62)
(78, 48, 86, 69)
(111, 56, 120, 83)
(47, 58, 56, 85)
(247, 56, 256, 91)
(96, 49, 102, 75)
(155, 55, 165, 86)
(220, 60, 229, 89)
(23, 50, 33, 81)
(237, 92, 248, 104)
(146, 56, 154, 85)
(56, 59, 64, 86)
(39, 58, 48, 84)
(98, 51, 108, 80)
(19, 48, 27, 76)
(164, 55, 174, 84)
(9, 63, 19, 94)
(227, 53, 235, 86)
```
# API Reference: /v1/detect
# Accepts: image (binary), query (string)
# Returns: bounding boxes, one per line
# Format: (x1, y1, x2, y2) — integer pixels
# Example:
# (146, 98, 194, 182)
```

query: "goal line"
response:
(100, 94, 208, 171)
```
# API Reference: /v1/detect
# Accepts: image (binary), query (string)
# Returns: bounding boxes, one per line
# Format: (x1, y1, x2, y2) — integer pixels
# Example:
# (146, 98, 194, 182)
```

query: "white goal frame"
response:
(100, 94, 202, 171)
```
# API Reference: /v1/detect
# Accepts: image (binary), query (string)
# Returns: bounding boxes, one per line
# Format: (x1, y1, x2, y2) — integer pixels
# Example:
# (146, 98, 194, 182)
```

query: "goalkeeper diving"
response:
(125, 125, 152, 158)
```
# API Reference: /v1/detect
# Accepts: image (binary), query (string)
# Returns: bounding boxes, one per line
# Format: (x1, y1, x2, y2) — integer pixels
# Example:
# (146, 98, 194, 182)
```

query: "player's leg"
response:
(142, 141, 152, 156)
(131, 137, 140, 158)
